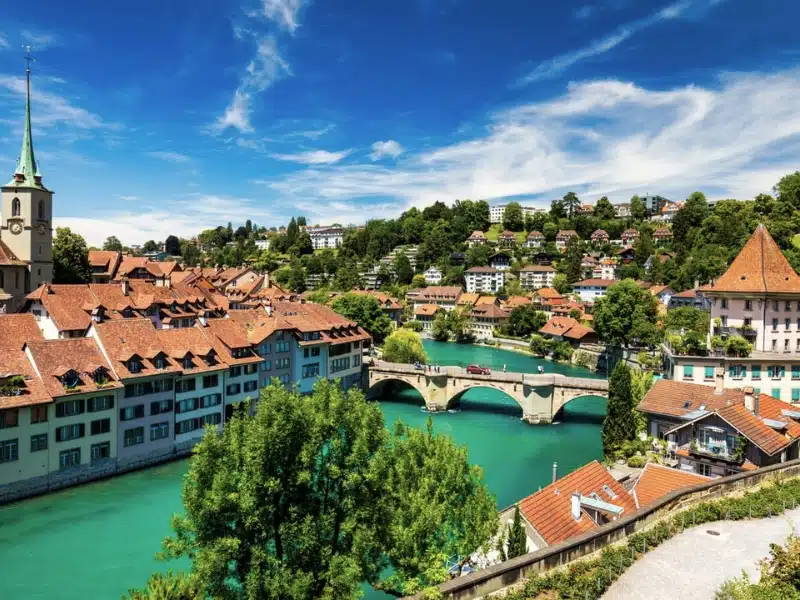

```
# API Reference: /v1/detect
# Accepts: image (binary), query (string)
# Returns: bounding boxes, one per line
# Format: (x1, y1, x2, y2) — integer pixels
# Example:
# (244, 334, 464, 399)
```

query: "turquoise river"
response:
(0, 341, 606, 600)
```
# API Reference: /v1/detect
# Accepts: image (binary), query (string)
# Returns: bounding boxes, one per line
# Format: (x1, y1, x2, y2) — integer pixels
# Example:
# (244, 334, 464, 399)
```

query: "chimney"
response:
(743, 386, 754, 412)
(198, 311, 208, 327)
(571, 492, 581, 521)
(121, 276, 130, 296)
(714, 366, 724, 394)
(754, 392, 760, 416)
(694, 279, 700, 291)
(552, 462, 558, 484)
(265, 305, 273, 317)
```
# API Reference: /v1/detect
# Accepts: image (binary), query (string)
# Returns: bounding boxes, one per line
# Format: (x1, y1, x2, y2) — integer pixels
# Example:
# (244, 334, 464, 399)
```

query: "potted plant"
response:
(0, 375, 25, 396)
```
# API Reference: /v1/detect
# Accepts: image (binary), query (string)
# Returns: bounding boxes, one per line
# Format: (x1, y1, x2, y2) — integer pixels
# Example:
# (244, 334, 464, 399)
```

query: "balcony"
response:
(687, 439, 744, 465)
(714, 326, 758, 340)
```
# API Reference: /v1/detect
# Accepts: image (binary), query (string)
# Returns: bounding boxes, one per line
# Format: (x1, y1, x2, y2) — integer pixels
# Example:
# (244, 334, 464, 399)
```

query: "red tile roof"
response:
(638, 379, 741, 418)
(0, 240, 26, 266)
(520, 265, 556, 272)
(413, 286, 462, 301)
(0, 346, 51, 409)
(710, 224, 800, 294)
(631, 463, 710, 508)
(539, 316, 595, 340)
(0, 314, 44, 348)
(574, 278, 615, 288)
(25, 338, 122, 398)
(87, 250, 121, 277)
(535, 287, 562, 299)
(519, 461, 637, 546)
(556, 230, 578, 239)
(466, 266, 500, 273)
(527, 231, 543, 238)
(415, 303, 441, 317)
(716, 397, 800, 456)
(92, 319, 183, 380)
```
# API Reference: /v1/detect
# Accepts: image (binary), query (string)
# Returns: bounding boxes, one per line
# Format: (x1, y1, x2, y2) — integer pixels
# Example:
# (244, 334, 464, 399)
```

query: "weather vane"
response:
(23, 45, 35, 73)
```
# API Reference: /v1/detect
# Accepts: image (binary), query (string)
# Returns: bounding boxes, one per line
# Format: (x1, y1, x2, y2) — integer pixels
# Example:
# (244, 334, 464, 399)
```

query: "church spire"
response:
(9, 46, 44, 189)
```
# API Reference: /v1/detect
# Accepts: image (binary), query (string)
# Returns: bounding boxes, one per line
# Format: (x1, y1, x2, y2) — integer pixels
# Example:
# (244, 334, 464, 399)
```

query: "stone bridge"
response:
(366, 361, 608, 424)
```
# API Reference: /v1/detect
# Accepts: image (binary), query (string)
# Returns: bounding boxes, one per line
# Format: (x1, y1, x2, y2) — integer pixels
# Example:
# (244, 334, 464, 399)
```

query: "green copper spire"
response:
(8, 46, 45, 190)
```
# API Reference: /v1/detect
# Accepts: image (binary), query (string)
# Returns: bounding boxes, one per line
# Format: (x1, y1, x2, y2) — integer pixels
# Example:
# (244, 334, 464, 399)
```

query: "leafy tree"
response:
(594, 196, 616, 220)
(473, 200, 491, 231)
(142, 240, 159, 253)
(296, 216, 307, 227)
(552, 273, 571, 294)
(165, 235, 181, 256)
(286, 217, 298, 245)
(234, 226, 248, 240)
(551, 341, 573, 362)
(285, 261, 306, 293)
(53, 227, 92, 284)
(569, 308, 582, 320)
(529, 334, 553, 357)
(245, 219, 253, 233)
(725, 335, 752, 357)
(180, 242, 202, 267)
(633, 231, 654, 267)
(715, 533, 800, 599)
(602, 362, 636, 455)
(501, 305, 548, 337)
(379, 420, 497, 593)
(448, 308, 475, 343)
(383, 329, 428, 364)
(334, 263, 362, 291)
(158, 380, 391, 600)
(331, 293, 394, 343)
(466, 244, 492, 268)
(593, 279, 660, 347)
(630, 195, 646, 220)
(502, 202, 524, 232)
(550, 199, 567, 220)
(646, 253, 665, 284)
(542, 221, 558, 241)
(102, 236, 123, 252)
(431, 311, 450, 342)
(124, 571, 202, 600)
(506, 505, 527, 560)
(562, 191, 580, 218)
(665, 307, 709, 335)
(672, 191, 709, 252)
(618, 262, 643, 280)
(394, 252, 414, 285)
(411, 274, 427, 288)
(560, 237, 584, 283)
(289, 231, 313, 256)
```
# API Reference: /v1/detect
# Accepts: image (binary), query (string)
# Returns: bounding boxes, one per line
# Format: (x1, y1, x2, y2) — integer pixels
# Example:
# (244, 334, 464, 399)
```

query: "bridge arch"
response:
(551, 388, 608, 421)
(447, 384, 524, 416)
(367, 374, 428, 405)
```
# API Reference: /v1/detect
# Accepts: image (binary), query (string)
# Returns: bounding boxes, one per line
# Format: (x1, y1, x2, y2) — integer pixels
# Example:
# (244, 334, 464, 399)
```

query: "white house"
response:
(309, 228, 344, 250)
(573, 278, 614, 302)
(423, 266, 443, 285)
(519, 265, 556, 291)
(526, 231, 544, 249)
(255, 239, 271, 251)
(465, 267, 505, 293)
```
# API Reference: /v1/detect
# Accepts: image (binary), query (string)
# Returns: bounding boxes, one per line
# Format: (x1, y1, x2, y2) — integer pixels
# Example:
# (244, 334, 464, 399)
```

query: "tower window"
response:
(11, 198, 20, 217)
(38, 200, 45, 220)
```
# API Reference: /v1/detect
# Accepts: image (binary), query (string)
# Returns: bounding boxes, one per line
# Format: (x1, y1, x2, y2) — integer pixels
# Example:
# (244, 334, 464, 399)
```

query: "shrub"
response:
(726, 336, 752, 358)
(627, 455, 646, 468)
(404, 320, 423, 332)
(574, 351, 593, 369)
(551, 341, 574, 363)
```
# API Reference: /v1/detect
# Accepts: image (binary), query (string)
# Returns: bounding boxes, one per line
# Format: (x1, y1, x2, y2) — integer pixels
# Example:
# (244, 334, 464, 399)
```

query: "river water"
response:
(0, 341, 606, 600)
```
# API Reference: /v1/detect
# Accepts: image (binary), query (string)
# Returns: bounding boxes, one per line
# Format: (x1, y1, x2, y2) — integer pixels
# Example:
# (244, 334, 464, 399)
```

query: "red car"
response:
(466, 364, 491, 375)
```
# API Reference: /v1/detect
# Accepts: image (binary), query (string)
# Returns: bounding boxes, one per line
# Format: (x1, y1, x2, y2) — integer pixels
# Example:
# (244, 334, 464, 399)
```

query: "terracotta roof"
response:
(520, 265, 556, 272)
(499, 230, 516, 238)
(0, 346, 51, 409)
(539, 316, 595, 340)
(25, 338, 122, 398)
(153, 328, 225, 375)
(631, 463, 710, 508)
(29, 284, 95, 331)
(535, 287, 562, 300)
(466, 266, 500, 273)
(227, 308, 295, 344)
(468, 230, 486, 239)
(115, 257, 164, 280)
(273, 301, 371, 345)
(475, 295, 499, 306)
(0, 314, 44, 348)
(710, 224, 800, 294)
(574, 278, 615, 288)
(504, 295, 532, 308)
(200, 320, 262, 366)
(347, 290, 402, 310)
(556, 230, 578, 239)
(457, 292, 480, 306)
(638, 379, 745, 418)
(649, 285, 672, 296)
(0, 240, 26, 266)
(415, 303, 441, 317)
(414, 286, 462, 301)
(527, 231, 543, 238)
(591, 229, 609, 239)
(716, 397, 800, 455)
(92, 319, 183, 380)
(653, 228, 673, 238)
(471, 303, 509, 320)
(519, 461, 637, 546)
(673, 288, 700, 298)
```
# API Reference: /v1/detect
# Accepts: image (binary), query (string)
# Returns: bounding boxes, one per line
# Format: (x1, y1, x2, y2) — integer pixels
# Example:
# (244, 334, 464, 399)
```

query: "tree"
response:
(502, 202, 524, 232)
(158, 380, 391, 600)
(529, 334, 553, 357)
(594, 196, 616, 220)
(53, 227, 92, 284)
(551, 341, 573, 362)
(286, 217, 298, 245)
(382, 329, 428, 364)
(593, 279, 660, 347)
(334, 263, 362, 291)
(665, 307, 709, 335)
(431, 311, 450, 342)
(602, 362, 636, 456)
(501, 305, 548, 338)
(379, 420, 497, 593)
(466, 244, 492, 268)
(142, 240, 159, 253)
(289, 231, 313, 256)
(331, 293, 394, 343)
(124, 571, 202, 600)
(630, 195, 646, 220)
(394, 252, 414, 285)
(285, 261, 306, 293)
(560, 237, 584, 283)
(296, 216, 307, 227)
(552, 273, 571, 294)
(550, 199, 567, 220)
(165, 235, 181, 256)
(180, 242, 202, 267)
(102, 236, 123, 252)
(633, 231, 654, 267)
(411, 274, 427, 288)
(506, 505, 527, 560)
(563, 192, 580, 218)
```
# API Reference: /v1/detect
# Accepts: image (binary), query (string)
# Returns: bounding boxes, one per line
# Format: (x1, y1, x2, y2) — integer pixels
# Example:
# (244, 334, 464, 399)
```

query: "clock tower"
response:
(0, 46, 53, 296)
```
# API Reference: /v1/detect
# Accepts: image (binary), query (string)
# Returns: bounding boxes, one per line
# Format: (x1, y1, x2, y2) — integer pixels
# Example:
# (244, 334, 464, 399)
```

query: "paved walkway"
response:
(603, 508, 800, 600)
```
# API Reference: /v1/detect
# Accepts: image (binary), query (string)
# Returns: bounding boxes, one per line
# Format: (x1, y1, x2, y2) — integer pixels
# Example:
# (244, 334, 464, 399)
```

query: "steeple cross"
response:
(24, 45, 35, 73)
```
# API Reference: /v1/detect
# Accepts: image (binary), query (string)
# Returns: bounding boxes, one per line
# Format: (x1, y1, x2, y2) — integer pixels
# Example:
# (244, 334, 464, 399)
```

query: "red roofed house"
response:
(539, 316, 598, 345)
(470, 303, 510, 340)
(467, 230, 487, 247)
(88, 251, 122, 283)
(525, 231, 544, 249)
(653, 228, 673, 243)
(555, 230, 578, 251)
(621, 229, 639, 246)
(498, 230, 517, 248)
(590, 229, 609, 245)
(573, 278, 615, 302)
(415, 304, 442, 330)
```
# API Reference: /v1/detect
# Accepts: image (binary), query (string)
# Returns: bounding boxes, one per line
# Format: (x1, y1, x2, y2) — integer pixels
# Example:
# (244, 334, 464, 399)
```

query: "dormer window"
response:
(122, 307, 133, 318)
(204, 353, 217, 367)
(182, 355, 194, 369)
(155, 355, 167, 369)
(61, 370, 80, 389)
(128, 358, 142, 374)
(92, 367, 109, 385)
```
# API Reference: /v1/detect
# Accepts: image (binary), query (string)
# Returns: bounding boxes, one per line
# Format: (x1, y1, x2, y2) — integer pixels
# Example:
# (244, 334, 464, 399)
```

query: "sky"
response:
(1, 0, 799, 246)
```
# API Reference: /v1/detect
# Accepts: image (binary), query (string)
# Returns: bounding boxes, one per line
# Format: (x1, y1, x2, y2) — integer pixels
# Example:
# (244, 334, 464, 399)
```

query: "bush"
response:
(574, 351, 593, 369)
(726, 336, 752, 358)
(529, 335, 551, 357)
(627, 455, 646, 468)
(404, 320, 423, 332)
(551, 341, 574, 363)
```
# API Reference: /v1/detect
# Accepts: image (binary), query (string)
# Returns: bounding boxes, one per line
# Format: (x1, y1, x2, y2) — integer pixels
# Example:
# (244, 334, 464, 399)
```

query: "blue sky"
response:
(1, 0, 799, 245)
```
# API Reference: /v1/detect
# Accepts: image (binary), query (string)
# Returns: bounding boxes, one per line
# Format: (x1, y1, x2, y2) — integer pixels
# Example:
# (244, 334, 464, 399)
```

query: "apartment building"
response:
(309, 227, 344, 250)
(489, 204, 543, 224)
(663, 225, 800, 402)
(470, 303, 509, 340)
(407, 286, 462, 311)
(227, 309, 294, 390)
(525, 231, 544, 249)
(464, 267, 505, 293)
(555, 230, 578, 251)
(519, 265, 556, 291)
(573, 279, 615, 302)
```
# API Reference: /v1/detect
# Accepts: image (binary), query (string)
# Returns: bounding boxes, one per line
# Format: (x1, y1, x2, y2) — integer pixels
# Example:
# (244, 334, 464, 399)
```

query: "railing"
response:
(716, 326, 758, 339)
(688, 441, 740, 463)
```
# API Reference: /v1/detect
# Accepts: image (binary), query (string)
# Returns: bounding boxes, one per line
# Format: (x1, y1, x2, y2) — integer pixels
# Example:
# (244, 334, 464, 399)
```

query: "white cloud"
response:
(21, 30, 59, 49)
(271, 149, 352, 164)
(259, 0, 308, 33)
(0, 35, 8, 49)
(213, 89, 253, 133)
(264, 68, 800, 222)
(518, 0, 690, 85)
(370, 140, 405, 161)
(116, 195, 138, 201)
(146, 151, 191, 163)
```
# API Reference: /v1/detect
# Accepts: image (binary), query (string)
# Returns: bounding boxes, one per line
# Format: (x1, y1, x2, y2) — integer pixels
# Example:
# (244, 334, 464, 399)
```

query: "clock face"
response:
(37, 222, 48, 235)
(9, 221, 22, 235)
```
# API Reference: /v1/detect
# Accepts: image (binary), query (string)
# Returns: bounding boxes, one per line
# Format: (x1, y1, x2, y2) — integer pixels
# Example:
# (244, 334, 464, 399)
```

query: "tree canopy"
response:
(331, 293, 394, 343)
(593, 279, 660, 347)
(102, 236, 123, 252)
(602, 362, 636, 456)
(502, 202, 524, 232)
(382, 329, 428, 364)
(53, 227, 92, 284)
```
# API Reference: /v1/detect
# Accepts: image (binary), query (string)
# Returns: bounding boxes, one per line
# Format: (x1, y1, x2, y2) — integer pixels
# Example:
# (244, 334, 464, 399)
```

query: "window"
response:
(262, 360, 272, 372)
(244, 363, 258, 375)
(55, 423, 85, 442)
(279, 373, 290, 385)
(303, 347, 321, 359)
(754, 387, 761, 395)
(123, 427, 145, 447)
(786, 340, 791, 352)
(150, 399, 173, 415)
(302, 363, 320, 379)
(203, 413, 221, 426)
(772, 339, 778, 351)
(202, 374, 219, 389)
(87, 395, 114, 412)
(56, 399, 84, 418)
(176, 418, 201, 435)
(275, 358, 290, 370)
(229, 366, 242, 378)
(0, 439, 18, 463)
(201, 394, 221, 408)
(744, 300, 753, 311)
(331, 357, 351, 373)
(772, 388, 782, 400)
(119, 405, 145, 421)
(59, 448, 80, 469)
(721, 316, 727, 327)
(729, 365, 746, 379)
(787, 301, 793, 312)
(353, 354, 361, 367)
(260, 343, 271, 355)
(11, 197, 20, 216)
(682, 365, 694, 380)
(0, 409, 19, 429)
(30, 433, 47, 452)
(768, 366, 786, 379)
(155, 355, 167, 369)
(793, 389, 800, 403)
(704, 366, 714, 380)
(721, 298, 728, 309)
(127, 358, 142, 373)
(772, 318, 779, 331)
(244, 380, 258, 393)
(226, 383, 241, 395)
(330, 343, 352, 357)
(752, 365, 761, 379)
(182, 356, 194, 369)
(697, 463, 712, 477)
(150, 422, 169, 441)
(90, 418, 111, 435)
(773, 300, 779, 311)
(91, 442, 111, 462)
(276, 341, 290, 353)
(176, 397, 198, 414)
(786, 319, 792, 331)
(38, 199, 45, 219)
(175, 378, 196, 393)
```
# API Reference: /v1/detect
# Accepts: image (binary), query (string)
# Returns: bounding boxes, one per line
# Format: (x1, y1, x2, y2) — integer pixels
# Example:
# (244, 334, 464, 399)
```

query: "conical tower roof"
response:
(7, 51, 46, 190)
(710, 224, 800, 294)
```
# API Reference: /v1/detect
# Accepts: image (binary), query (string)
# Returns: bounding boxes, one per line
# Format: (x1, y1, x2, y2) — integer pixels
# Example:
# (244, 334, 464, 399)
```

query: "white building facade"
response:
(465, 267, 505, 293)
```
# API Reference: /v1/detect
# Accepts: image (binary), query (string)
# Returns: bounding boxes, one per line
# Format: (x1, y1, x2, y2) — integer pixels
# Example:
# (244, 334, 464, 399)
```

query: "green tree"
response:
(593, 279, 660, 347)
(672, 191, 709, 251)
(552, 273, 571, 294)
(506, 505, 527, 560)
(633, 231, 654, 267)
(550, 199, 567, 220)
(562, 191, 580, 218)
(286, 217, 298, 245)
(665, 307, 710, 335)
(124, 571, 202, 600)
(379, 420, 497, 594)
(53, 227, 92, 284)
(383, 329, 428, 364)
(142, 240, 159, 253)
(296, 216, 307, 227)
(560, 236, 584, 283)
(334, 263, 362, 291)
(285, 261, 307, 293)
(180, 242, 202, 267)
(289, 231, 313, 256)
(331, 293, 394, 343)
(551, 341, 573, 362)
(502, 202, 524, 231)
(466, 244, 492, 268)
(501, 305, 548, 337)
(431, 311, 450, 341)
(165, 235, 181, 256)
(411, 274, 427, 288)
(394, 252, 414, 285)
(602, 362, 636, 455)
(529, 334, 553, 357)
(158, 380, 391, 600)
(594, 196, 616, 220)
(102, 236, 123, 252)
(646, 253, 665, 284)
(630, 195, 646, 220)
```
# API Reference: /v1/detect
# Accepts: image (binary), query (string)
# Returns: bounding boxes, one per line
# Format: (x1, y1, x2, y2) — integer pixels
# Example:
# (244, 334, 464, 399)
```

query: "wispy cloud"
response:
(146, 151, 191, 163)
(271, 149, 352, 164)
(370, 140, 405, 161)
(297, 123, 335, 139)
(0, 34, 8, 49)
(574, 5, 594, 19)
(214, 89, 253, 133)
(117, 195, 138, 201)
(517, 1, 690, 86)
(21, 29, 59, 49)
(257, 0, 309, 33)
(265, 68, 800, 223)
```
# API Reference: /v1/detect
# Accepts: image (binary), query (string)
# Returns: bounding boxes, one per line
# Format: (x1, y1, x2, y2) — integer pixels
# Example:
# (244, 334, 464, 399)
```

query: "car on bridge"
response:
(466, 364, 491, 375)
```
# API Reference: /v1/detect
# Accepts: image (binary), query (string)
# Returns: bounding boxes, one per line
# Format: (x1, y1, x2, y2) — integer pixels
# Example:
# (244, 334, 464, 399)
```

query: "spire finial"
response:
(24, 45, 35, 74)
(8, 45, 43, 188)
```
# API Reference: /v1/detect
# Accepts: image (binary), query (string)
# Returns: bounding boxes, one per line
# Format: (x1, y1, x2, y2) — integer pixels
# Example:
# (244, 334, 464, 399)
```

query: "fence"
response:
(404, 458, 800, 600)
